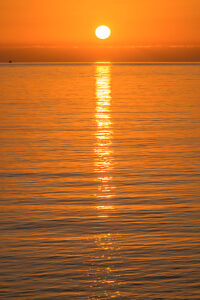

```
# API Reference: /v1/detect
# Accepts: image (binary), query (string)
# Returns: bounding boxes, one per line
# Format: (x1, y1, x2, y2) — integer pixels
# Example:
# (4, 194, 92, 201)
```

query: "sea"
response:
(0, 63, 200, 299)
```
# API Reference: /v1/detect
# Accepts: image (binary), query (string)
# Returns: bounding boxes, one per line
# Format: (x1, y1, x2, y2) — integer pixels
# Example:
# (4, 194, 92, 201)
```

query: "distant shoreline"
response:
(1, 61, 200, 65)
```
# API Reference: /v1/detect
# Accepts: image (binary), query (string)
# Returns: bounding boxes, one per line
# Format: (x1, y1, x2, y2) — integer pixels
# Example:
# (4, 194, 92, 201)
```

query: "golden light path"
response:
(95, 64, 114, 211)
(89, 64, 120, 299)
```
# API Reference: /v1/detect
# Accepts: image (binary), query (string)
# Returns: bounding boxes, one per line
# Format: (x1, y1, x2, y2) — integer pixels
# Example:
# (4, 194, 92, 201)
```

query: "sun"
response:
(95, 25, 111, 40)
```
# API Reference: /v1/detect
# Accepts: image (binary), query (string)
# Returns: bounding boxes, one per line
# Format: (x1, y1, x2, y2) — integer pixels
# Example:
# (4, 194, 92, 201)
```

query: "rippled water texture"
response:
(0, 63, 200, 299)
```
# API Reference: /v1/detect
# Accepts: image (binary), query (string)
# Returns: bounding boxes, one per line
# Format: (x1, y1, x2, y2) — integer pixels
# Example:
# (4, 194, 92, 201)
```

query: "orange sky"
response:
(0, 0, 200, 61)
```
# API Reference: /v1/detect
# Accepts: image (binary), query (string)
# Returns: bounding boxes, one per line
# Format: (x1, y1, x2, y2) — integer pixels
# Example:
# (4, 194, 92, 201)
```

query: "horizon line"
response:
(1, 61, 200, 64)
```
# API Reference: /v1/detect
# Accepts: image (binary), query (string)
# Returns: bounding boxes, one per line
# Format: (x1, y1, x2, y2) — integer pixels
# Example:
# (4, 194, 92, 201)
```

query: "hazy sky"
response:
(0, 0, 200, 61)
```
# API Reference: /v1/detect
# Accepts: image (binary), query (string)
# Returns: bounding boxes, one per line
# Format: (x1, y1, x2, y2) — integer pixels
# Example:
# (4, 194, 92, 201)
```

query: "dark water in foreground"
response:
(0, 63, 200, 299)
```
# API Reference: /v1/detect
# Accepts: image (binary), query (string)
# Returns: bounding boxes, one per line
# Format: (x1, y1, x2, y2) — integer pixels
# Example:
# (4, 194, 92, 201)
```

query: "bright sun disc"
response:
(95, 25, 111, 39)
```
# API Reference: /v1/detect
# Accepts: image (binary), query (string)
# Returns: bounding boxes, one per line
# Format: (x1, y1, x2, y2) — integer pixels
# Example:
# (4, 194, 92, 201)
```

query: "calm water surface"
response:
(0, 63, 200, 299)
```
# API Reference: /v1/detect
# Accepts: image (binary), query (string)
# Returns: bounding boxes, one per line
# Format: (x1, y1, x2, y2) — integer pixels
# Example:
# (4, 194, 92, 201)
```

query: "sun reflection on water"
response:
(95, 64, 114, 194)
(89, 64, 120, 299)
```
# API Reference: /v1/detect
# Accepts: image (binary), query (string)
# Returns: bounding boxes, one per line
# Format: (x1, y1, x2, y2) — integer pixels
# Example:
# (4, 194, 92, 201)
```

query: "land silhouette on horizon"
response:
(1, 45, 200, 62)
